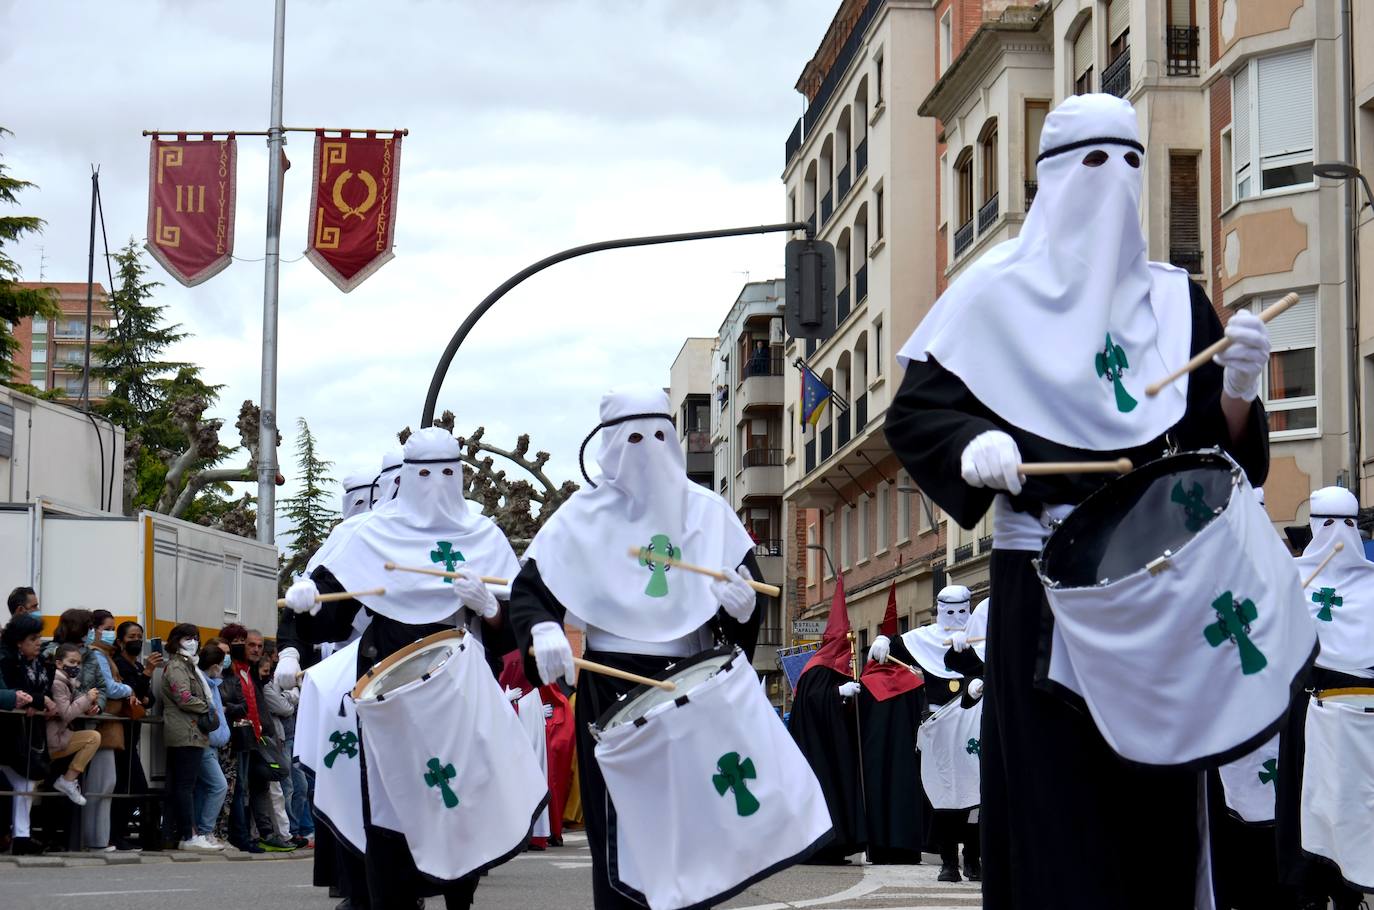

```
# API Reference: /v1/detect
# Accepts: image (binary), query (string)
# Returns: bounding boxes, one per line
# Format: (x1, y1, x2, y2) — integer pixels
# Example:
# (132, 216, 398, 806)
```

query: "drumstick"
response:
(1018, 459, 1132, 476)
(383, 563, 509, 586)
(626, 547, 783, 598)
(1145, 292, 1300, 397)
(885, 655, 922, 676)
(275, 588, 384, 608)
(1301, 542, 1344, 589)
(941, 636, 987, 645)
(526, 648, 676, 692)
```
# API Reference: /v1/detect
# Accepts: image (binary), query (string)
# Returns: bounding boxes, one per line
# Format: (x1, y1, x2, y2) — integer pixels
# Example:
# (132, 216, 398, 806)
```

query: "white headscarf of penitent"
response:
(1295, 486, 1374, 677)
(340, 473, 376, 520)
(524, 385, 755, 643)
(309, 427, 520, 625)
(897, 93, 1192, 451)
(899, 585, 974, 680)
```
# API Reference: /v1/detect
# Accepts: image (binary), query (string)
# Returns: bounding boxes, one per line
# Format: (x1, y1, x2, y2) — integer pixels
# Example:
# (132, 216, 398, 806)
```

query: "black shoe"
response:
(334, 900, 355, 910)
(938, 863, 961, 883)
(329, 887, 345, 900)
(10, 837, 46, 856)
(963, 858, 982, 881)
(111, 838, 140, 852)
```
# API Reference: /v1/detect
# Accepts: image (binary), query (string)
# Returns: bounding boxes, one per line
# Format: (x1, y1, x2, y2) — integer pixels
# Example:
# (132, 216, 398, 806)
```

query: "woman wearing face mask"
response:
(78, 609, 135, 851)
(0, 613, 56, 855)
(110, 621, 160, 850)
(192, 639, 231, 848)
(160, 623, 217, 852)
(47, 643, 102, 807)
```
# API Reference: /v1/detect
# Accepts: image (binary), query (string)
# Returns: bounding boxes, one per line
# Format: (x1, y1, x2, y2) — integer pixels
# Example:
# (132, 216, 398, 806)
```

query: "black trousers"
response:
(163, 746, 203, 843)
(933, 809, 979, 867)
(111, 738, 152, 844)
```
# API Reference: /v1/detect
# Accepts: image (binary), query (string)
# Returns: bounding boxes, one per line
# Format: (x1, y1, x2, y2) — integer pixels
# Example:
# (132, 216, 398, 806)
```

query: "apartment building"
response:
(668, 337, 715, 489)
(9, 282, 113, 400)
(1355, 0, 1374, 506)
(781, 0, 949, 656)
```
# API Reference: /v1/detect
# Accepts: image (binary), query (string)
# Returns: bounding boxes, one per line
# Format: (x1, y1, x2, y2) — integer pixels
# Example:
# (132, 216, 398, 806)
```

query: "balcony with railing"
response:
(740, 353, 785, 411)
(740, 448, 783, 500)
(1170, 247, 1203, 275)
(977, 193, 1000, 234)
(855, 264, 867, 303)
(978, 535, 994, 554)
(836, 407, 851, 449)
(954, 219, 975, 258)
(954, 542, 975, 563)
(820, 424, 833, 461)
(806, 212, 816, 236)
(836, 285, 851, 325)
(855, 136, 868, 176)
(836, 162, 851, 202)
(821, 189, 834, 227)
(1024, 180, 1038, 211)
(1102, 47, 1130, 98)
(805, 438, 817, 474)
(1166, 26, 1199, 77)
(805, 337, 817, 358)
(684, 428, 712, 475)
(785, 118, 803, 167)
(854, 393, 867, 432)
(802, 0, 885, 133)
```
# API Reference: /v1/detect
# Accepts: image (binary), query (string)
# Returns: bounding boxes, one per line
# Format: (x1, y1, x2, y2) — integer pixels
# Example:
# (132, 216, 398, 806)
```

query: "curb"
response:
(0, 848, 313, 869)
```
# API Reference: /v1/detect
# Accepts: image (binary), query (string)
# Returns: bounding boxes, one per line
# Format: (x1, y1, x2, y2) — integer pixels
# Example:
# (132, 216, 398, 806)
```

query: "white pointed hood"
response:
(897, 93, 1192, 450)
(1295, 486, 1374, 676)
(341, 473, 376, 520)
(375, 449, 403, 505)
(900, 585, 974, 680)
(524, 385, 755, 643)
(310, 427, 520, 624)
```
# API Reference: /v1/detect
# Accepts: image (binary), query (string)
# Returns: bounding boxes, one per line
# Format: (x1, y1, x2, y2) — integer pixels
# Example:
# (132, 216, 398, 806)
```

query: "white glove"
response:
(868, 635, 891, 664)
(968, 678, 985, 700)
(284, 579, 321, 615)
(710, 565, 756, 623)
(948, 629, 970, 653)
(452, 571, 500, 620)
(960, 430, 1024, 495)
(503, 685, 523, 703)
(531, 622, 576, 686)
(1214, 309, 1269, 402)
(837, 681, 862, 698)
(542, 703, 553, 720)
(274, 647, 301, 689)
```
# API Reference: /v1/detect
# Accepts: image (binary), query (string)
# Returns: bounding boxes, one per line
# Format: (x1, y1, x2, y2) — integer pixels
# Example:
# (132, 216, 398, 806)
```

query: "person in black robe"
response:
(883, 93, 1271, 909)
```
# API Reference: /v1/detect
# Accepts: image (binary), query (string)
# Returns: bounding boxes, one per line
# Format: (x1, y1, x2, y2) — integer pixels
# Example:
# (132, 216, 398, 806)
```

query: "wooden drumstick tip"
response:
(1146, 291, 1300, 397)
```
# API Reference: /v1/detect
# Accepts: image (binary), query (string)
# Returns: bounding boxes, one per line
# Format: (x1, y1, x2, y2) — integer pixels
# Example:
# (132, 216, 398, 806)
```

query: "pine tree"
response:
(0, 127, 59, 383)
(96, 240, 189, 429)
(278, 417, 337, 584)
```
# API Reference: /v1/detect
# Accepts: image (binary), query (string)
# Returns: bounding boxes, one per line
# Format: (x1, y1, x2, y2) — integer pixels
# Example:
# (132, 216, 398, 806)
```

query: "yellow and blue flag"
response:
(801, 368, 831, 427)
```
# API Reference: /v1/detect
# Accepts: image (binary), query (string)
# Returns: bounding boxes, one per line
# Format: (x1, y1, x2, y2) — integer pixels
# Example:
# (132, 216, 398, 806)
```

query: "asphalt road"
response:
(0, 835, 985, 910)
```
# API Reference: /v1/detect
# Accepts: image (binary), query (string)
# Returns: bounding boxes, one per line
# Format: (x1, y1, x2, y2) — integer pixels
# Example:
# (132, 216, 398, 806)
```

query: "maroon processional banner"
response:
(145, 136, 237, 287)
(306, 131, 402, 292)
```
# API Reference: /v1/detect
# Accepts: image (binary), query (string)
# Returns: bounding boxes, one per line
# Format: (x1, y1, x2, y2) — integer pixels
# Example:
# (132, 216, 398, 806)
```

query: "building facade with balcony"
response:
(709, 279, 788, 703)
(668, 337, 715, 490)
(1355, 0, 1374, 506)
(9, 282, 113, 400)
(781, 0, 949, 661)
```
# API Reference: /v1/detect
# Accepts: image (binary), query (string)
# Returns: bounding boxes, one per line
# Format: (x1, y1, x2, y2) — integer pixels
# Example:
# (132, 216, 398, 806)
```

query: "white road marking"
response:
(52, 889, 200, 897)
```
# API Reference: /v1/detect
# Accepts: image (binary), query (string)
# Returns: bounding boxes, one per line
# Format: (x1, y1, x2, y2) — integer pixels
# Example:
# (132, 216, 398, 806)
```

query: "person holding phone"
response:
(112, 622, 160, 850)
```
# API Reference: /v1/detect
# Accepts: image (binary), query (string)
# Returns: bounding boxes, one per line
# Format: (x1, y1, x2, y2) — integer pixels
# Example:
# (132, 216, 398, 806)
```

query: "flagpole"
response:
(256, 0, 287, 544)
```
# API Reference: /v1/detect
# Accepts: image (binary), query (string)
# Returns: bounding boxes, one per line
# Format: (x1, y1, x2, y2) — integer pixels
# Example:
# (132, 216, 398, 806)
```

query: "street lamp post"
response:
(1315, 160, 1374, 497)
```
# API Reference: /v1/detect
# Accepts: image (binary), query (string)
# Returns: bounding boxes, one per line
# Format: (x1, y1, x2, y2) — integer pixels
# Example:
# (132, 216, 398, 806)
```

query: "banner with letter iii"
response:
(145, 135, 237, 287)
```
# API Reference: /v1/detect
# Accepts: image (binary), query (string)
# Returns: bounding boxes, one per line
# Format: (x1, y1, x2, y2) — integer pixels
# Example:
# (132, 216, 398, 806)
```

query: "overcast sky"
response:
(2, 0, 834, 537)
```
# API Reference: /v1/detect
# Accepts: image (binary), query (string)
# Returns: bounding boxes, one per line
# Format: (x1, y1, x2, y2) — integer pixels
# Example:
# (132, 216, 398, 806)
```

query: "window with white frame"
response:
(875, 48, 884, 105)
(1231, 47, 1314, 201)
(807, 523, 818, 587)
(1248, 289, 1317, 435)
(1220, 126, 1234, 210)
(877, 482, 890, 552)
(897, 473, 912, 541)
(940, 10, 952, 74)
(823, 513, 835, 578)
(839, 506, 851, 570)
(873, 316, 883, 378)
(858, 494, 870, 561)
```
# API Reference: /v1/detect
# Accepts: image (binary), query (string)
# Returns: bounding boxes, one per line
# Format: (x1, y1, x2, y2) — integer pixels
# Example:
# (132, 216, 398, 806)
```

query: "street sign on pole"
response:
(792, 619, 825, 636)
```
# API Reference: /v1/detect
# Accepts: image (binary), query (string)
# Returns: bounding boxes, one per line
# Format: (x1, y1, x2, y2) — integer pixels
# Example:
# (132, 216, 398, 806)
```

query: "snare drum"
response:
(352, 630, 548, 881)
(1300, 688, 1374, 891)
(1038, 450, 1317, 768)
(592, 649, 833, 910)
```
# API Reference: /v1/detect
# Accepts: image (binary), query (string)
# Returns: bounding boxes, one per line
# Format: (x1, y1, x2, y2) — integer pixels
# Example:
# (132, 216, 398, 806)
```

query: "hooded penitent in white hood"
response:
(309, 427, 520, 625)
(375, 449, 403, 505)
(897, 93, 1192, 451)
(341, 473, 377, 520)
(899, 585, 973, 680)
(524, 385, 755, 643)
(1295, 486, 1374, 678)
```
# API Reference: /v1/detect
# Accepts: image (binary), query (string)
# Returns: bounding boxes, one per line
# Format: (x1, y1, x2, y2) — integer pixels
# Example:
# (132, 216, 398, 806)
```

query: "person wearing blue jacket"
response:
(193, 639, 232, 848)
(79, 610, 134, 851)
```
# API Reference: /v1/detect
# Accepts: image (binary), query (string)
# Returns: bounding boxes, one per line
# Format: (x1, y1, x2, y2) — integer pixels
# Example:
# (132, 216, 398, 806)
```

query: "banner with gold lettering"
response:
(145, 135, 237, 287)
(306, 131, 402, 293)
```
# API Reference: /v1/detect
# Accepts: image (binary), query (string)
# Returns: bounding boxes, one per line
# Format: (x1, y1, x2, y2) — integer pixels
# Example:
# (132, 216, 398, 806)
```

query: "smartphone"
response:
(149, 638, 163, 655)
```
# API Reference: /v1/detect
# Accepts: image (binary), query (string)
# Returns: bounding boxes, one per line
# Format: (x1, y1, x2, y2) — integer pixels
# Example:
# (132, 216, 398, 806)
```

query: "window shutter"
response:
(1108, 0, 1130, 40)
(1259, 290, 1316, 351)
(1169, 153, 1200, 249)
(1169, 0, 1192, 28)
(1231, 65, 1251, 166)
(1074, 20, 1094, 77)
(1257, 47, 1313, 161)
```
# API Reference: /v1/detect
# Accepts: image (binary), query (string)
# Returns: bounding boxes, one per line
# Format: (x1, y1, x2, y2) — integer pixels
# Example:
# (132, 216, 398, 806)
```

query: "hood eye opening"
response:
(1123, 151, 1141, 168)
(418, 468, 431, 477)
(1082, 149, 1108, 167)
(443, 467, 455, 476)
(1324, 518, 1335, 527)
(628, 432, 644, 444)
(654, 430, 665, 441)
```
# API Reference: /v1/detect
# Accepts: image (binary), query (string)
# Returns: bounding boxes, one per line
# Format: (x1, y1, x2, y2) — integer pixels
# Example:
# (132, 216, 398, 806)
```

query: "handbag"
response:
(249, 734, 289, 784)
(97, 719, 125, 752)
(106, 695, 147, 722)
(229, 720, 256, 753)
(195, 709, 220, 736)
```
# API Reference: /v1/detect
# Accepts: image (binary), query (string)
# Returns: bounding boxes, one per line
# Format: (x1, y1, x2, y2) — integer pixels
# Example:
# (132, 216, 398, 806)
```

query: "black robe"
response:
(920, 640, 984, 867)
(858, 634, 927, 864)
(508, 554, 765, 910)
(789, 664, 867, 863)
(884, 281, 1269, 909)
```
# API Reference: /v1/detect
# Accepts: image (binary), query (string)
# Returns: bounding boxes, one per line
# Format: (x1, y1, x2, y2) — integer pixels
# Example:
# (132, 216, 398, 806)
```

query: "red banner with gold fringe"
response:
(145, 135, 236, 287)
(305, 131, 402, 292)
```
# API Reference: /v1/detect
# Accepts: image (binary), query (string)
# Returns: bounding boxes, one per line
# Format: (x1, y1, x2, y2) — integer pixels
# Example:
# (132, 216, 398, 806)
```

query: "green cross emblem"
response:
(424, 757, 459, 809)
(638, 534, 680, 598)
(1258, 758, 1278, 786)
(430, 541, 465, 582)
(1171, 481, 1213, 532)
(1311, 587, 1343, 623)
(966, 738, 981, 757)
(323, 730, 358, 768)
(1204, 591, 1268, 676)
(1094, 333, 1138, 414)
(712, 751, 760, 817)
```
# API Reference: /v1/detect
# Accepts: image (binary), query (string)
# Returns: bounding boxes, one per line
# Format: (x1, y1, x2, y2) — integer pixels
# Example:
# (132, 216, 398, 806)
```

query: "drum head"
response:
(1317, 688, 1374, 712)
(595, 649, 737, 732)
(1041, 450, 1238, 589)
(352, 629, 464, 702)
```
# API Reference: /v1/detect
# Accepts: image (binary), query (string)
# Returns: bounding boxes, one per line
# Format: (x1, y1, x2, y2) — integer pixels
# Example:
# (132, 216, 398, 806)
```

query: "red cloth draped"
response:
(502, 651, 574, 842)
(861, 577, 924, 702)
